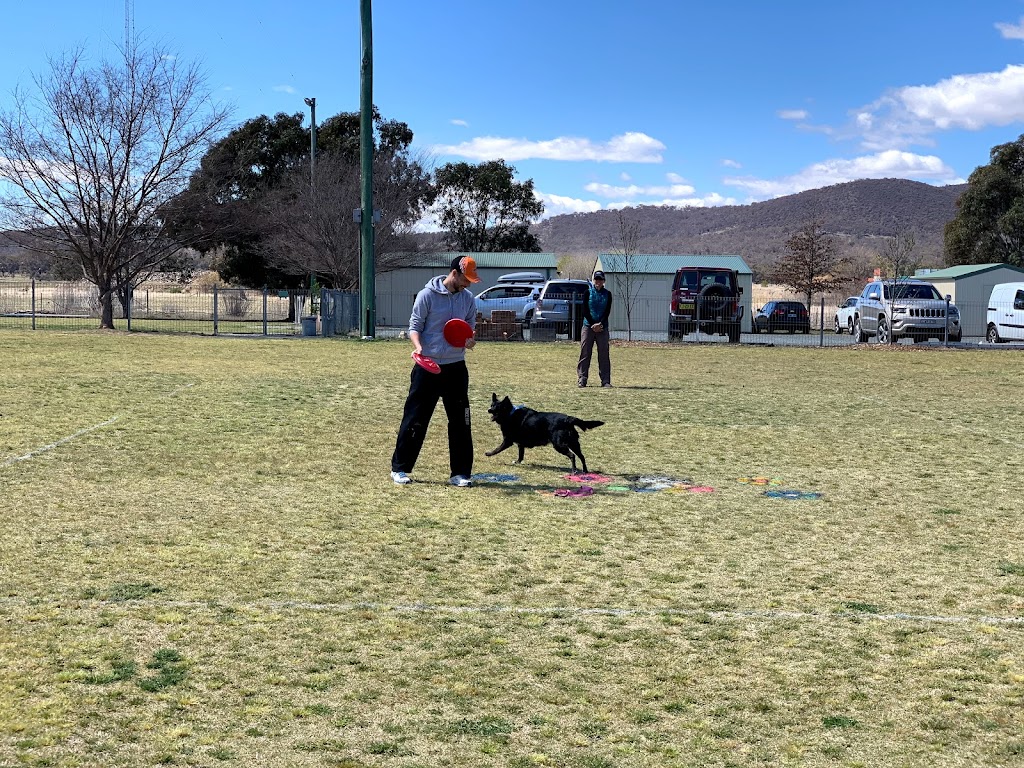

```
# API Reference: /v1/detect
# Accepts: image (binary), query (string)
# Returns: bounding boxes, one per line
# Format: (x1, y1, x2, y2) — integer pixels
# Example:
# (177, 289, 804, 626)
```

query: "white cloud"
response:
(996, 16, 1024, 39)
(584, 181, 696, 198)
(536, 191, 603, 217)
(273, 85, 296, 94)
(854, 65, 1024, 149)
(723, 150, 958, 198)
(721, 158, 742, 169)
(620, 172, 632, 181)
(778, 109, 808, 120)
(450, 119, 469, 127)
(607, 192, 737, 209)
(666, 172, 687, 183)
(431, 132, 665, 163)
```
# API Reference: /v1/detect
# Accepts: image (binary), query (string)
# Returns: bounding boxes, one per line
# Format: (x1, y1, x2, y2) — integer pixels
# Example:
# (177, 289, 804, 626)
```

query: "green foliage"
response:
(944, 133, 1024, 267)
(138, 648, 187, 692)
(435, 159, 544, 252)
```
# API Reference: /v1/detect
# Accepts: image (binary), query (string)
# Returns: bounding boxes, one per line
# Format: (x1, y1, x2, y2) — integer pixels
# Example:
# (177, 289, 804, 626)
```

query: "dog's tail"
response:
(573, 419, 604, 431)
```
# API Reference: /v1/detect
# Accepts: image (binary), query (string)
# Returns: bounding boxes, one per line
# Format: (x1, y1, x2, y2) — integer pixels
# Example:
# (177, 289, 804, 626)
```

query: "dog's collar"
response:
(511, 404, 526, 412)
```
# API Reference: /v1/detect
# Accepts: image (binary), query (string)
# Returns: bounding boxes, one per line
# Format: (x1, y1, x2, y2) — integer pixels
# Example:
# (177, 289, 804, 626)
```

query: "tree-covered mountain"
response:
(532, 178, 967, 279)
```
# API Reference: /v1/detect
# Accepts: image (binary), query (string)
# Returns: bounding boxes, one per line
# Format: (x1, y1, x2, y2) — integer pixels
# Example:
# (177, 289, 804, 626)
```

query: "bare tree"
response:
(259, 146, 433, 289)
(0, 43, 230, 327)
(774, 221, 850, 314)
(608, 209, 648, 340)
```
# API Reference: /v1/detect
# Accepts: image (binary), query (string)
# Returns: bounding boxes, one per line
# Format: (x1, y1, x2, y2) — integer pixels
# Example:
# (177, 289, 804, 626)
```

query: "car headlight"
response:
(949, 307, 960, 318)
(892, 306, 908, 315)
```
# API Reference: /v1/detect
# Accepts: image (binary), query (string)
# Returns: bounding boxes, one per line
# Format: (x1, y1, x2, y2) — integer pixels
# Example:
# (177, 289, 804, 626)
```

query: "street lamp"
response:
(304, 97, 316, 181)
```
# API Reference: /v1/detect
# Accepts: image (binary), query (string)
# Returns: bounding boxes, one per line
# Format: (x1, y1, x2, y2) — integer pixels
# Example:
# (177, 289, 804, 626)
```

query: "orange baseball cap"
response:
(451, 255, 481, 283)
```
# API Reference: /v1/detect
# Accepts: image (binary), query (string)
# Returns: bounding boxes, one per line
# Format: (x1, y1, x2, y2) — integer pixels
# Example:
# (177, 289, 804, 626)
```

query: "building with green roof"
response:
(376, 252, 559, 328)
(916, 262, 1024, 336)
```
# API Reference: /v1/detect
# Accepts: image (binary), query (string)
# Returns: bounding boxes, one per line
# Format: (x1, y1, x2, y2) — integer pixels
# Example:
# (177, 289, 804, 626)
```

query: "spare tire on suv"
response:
(669, 267, 744, 343)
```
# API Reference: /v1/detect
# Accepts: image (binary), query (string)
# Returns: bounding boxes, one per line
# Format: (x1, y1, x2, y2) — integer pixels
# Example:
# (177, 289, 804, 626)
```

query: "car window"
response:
(507, 287, 532, 298)
(1015, 290, 1024, 310)
(894, 284, 941, 300)
(477, 287, 501, 300)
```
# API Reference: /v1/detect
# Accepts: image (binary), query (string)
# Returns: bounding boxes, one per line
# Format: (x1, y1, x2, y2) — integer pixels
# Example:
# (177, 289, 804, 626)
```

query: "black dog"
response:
(485, 393, 604, 472)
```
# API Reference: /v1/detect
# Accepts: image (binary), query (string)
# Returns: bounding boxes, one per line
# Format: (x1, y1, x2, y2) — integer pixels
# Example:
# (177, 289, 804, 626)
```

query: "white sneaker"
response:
(391, 471, 412, 485)
(449, 475, 473, 488)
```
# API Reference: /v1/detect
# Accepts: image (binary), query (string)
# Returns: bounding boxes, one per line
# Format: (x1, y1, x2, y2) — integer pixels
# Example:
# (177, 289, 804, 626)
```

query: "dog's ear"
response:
(502, 396, 512, 406)
(491, 392, 498, 402)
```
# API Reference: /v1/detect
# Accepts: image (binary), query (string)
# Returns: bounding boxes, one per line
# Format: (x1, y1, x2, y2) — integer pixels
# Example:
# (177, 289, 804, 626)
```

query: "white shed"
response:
(593, 254, 754, 333)
(374, 252, 559, 327)
(916, 263, 1024, 337)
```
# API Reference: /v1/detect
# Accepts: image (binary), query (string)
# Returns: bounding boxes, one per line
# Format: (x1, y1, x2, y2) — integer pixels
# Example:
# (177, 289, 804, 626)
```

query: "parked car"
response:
(834, 296, 859, 334)
(668, 266, 744, 343)
(754, 300, 810, 334)
(533, 278, 592, 338)
(986, 282, 1024, 343)
(852, 279, 962, 343)
(475, 276, 543, 326)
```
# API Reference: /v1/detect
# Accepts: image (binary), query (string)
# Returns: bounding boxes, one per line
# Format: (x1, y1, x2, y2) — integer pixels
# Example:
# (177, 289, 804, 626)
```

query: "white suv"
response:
(852, 279, 962, 343)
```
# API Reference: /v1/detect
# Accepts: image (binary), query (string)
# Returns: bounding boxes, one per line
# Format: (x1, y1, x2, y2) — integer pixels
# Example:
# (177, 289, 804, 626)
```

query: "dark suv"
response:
(668, 267, 744, 343)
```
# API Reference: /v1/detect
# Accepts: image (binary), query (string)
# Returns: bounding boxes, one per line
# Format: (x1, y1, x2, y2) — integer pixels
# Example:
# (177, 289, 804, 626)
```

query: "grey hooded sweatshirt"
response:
(408, 276, 478, 364)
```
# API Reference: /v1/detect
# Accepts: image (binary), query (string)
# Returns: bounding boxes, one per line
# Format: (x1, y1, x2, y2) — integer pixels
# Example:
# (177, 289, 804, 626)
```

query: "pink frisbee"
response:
(411, 352, 440, 374)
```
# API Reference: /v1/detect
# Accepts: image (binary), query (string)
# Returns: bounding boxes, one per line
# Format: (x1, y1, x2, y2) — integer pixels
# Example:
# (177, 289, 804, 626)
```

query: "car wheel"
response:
(876, 317, 890, 344)
(847, 318, 853, 335)
(987, 324, 1001, 344)
(523, 310, 533, 329)
(949, 331, 962, 343)
(727, 324, 741, 344)
(834, 315, 841, 334)
(852, 316, 868, 343)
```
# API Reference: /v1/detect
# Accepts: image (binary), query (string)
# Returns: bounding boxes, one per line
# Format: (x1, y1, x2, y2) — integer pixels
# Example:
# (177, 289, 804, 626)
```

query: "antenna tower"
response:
(124, 0, 135, 49)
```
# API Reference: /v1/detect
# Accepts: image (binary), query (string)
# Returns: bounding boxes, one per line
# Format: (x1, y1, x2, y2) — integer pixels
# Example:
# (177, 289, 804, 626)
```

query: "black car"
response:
(754, 301, 810, 333)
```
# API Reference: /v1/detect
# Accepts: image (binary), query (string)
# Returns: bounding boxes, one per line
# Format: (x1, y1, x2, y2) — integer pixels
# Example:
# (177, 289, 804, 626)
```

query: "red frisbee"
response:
(411, 351, 440, 374)
(443, 318, 474, 348)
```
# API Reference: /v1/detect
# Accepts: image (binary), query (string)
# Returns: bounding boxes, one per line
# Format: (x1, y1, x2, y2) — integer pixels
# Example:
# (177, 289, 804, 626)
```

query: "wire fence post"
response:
(213, 284, 219, 336)
(262, 286, 268, 336)
(31, 278, 36, 330)
(126, 288, 132, 332)
(819, 296, 825, 347)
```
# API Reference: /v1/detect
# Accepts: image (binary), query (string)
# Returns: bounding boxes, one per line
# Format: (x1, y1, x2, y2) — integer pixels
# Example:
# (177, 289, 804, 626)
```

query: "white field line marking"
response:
(0, 383, 196, 468)
(3, 597, 1022, 627)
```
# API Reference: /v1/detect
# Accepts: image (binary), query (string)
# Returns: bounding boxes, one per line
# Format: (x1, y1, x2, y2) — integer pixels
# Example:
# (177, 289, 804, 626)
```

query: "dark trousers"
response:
(577, 324, 611, 385)
(392, 360, 473, 477)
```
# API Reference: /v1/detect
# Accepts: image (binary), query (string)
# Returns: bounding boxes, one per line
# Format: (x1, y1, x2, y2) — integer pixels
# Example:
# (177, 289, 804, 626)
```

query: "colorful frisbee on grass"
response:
(411, 352, 441, 374)
(443, 318, 474, 347)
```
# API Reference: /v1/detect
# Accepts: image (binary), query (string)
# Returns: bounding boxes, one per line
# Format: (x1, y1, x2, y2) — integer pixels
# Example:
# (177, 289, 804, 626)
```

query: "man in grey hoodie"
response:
(391, 255, 480, 487)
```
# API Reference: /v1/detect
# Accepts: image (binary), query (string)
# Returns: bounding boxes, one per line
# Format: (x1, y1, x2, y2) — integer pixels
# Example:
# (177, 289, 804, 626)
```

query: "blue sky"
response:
(5, 1, 1024, 220)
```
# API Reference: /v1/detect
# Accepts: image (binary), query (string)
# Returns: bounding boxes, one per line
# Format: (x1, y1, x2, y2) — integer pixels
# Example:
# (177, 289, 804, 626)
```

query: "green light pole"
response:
(359, 0, 375, 338)
(304, 97, 316, 315)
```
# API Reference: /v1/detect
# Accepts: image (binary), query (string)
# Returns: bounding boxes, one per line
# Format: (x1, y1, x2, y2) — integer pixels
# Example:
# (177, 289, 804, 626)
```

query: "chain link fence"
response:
(2, 280, 1016, 347)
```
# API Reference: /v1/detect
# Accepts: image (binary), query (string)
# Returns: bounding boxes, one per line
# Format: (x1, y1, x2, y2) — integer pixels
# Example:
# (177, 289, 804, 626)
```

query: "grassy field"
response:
(1, 331, 1022, 768)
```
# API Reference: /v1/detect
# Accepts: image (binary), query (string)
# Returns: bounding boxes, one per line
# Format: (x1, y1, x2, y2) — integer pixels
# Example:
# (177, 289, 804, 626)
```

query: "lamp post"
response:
(303, 97, 317, 320)
(303, 97, 317, 182)
(359, 0, 375, 338)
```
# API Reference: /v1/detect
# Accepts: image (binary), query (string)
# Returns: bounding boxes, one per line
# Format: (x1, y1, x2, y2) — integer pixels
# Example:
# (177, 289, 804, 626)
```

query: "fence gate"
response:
(321, 290, 359, 336)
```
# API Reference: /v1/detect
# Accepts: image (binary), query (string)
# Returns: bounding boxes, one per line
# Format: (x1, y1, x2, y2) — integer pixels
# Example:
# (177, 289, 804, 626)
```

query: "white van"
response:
(986, 282, 1024, 343)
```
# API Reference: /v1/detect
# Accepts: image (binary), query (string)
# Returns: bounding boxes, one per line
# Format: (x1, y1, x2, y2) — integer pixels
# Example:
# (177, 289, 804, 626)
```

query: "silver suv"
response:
(475, 272, 545, 327)
(533, 278, 592, 338)
(852, 279, 962, 343)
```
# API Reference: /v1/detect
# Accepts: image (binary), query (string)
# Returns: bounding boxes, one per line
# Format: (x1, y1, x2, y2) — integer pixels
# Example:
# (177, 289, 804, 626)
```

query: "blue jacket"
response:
(408, 276, 477, 364)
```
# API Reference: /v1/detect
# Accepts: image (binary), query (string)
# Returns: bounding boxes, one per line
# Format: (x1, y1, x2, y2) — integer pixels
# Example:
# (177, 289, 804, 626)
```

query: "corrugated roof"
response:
(392, 252, 559, 269)
(597, 253, 752, 275)
(915, 262, 1024, 279)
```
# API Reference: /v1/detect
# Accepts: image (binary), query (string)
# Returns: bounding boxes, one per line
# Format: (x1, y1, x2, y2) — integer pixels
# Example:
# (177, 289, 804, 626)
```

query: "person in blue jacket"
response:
(391, 255, 480, 487)
(577, 270, 613, 387)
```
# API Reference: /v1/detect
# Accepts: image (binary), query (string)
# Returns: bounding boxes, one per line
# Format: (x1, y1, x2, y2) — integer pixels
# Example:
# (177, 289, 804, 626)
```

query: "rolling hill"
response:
(532, 178, 966, 278)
